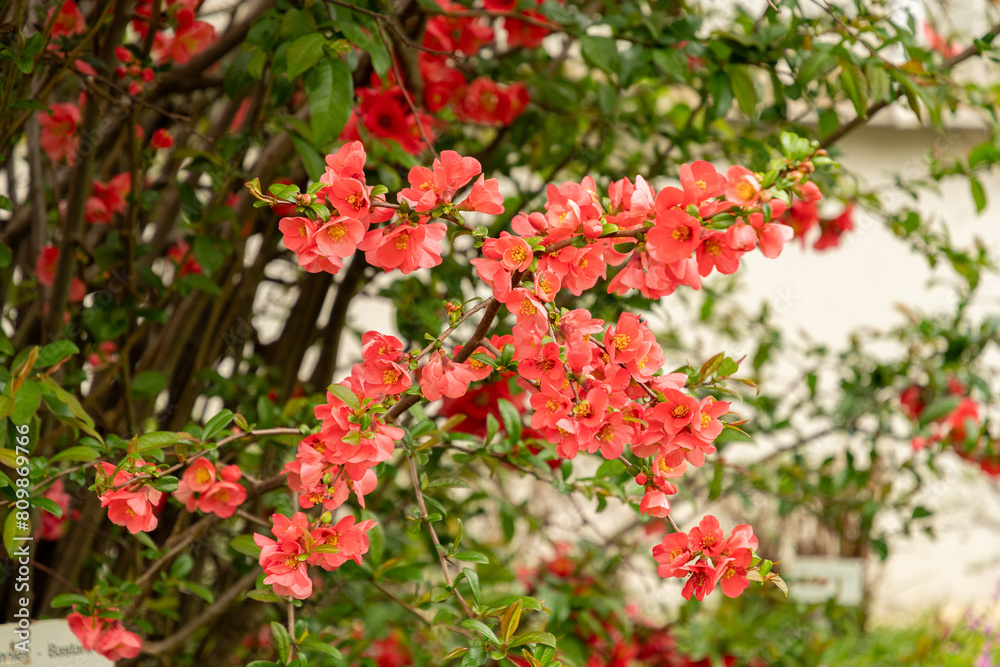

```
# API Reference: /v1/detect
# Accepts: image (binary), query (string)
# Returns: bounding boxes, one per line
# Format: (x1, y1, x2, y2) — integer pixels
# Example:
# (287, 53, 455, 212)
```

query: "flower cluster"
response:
(95, 460, 164, 534)
(174, 458, 247, 518)
(278, 144, 503, 276)
(84, 173, 131, 225)
(146, 0, 217, 65)
(36, 245, 86, 304)
(516, 542, 767, 667)
(36, 0, 215, 168)
(653, 516, 760, 601)
(67, 608, 143, 661)
(283, 331, 408, 512)
(782, 199, 855, 250)
(113, 46, 156, 96)
(251, 141, 823, 604)
(341, 0, 543, 154)
(254, 512, 375, 599)
(901, 378, 998, 474)
(37, 479, 73, 541)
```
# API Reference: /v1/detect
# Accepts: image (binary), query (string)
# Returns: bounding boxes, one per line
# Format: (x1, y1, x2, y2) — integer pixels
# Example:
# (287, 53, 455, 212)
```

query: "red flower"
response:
(167, 21, 216, 65)
(38, 103, 81, 164)
(48, 1, 86, 39)
(151, 128, 174, 149)
(420, 350, 478, 401)
(647, 209, 702, 264)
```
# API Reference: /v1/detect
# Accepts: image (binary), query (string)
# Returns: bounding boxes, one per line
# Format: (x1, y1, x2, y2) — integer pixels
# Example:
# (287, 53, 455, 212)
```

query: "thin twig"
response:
(375, 20, 437, 158)
(406, 454, 475, 617)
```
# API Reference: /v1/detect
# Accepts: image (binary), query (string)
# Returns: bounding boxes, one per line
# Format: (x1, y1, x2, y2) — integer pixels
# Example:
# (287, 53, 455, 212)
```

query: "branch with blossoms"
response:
(56, 119, 832, 659)
(219, 134, 829, 641)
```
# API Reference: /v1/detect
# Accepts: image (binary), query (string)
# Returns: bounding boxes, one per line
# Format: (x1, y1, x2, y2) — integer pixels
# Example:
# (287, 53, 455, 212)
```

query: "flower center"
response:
(572, 401, 592, 418)
(671, 226, 691, 242)
(519, 299, 535, 315)
(328, 224, 346, 241)
(383, 369, 400, 384)
(700, 413, 711, 427)
(394, 234, 409, 250)
(346, 192, 365, 211)
(510, 246, 527, 264)
(671, 404, 690, 418)
(735, 181, 755, 201)
(612, 333, 630, 350)
(196, 468, 212, 485)
(705, 237, 722, 256)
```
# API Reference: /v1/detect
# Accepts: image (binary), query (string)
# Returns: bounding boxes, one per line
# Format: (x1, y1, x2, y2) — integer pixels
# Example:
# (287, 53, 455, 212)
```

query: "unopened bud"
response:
(319, 511, 333, 524)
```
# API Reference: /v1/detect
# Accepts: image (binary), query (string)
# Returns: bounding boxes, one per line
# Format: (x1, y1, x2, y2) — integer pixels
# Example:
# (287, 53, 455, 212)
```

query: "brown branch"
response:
(819, 20, 1000, 149)
(406, 453, 475, 617)
(141, 569, 260, 656)
(112, 428, 302, 490)
(375, 20, 436, 158)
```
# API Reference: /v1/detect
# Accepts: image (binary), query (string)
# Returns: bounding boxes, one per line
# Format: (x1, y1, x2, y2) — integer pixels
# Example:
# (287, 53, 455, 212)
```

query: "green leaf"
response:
(497, 398, 522, 444)
(501, 599, 523, 645)
(131, 370, 168, 398)
(231, 534, 263, 558)
(818, 108, 839, 138)
(305, 57, 353, 147)
(50, 445, 100, 463)
(0, 397, 13, 421)
(193, 236, 227, 277)
(728, 64, 757, 116)
(247, 589, 284, 603)
(462, 567, 481, 605)
(919, 396, 962, 427)
(224, 51, 255, 96)
(452, 550, 489, 564)
(177, 273, 222, 296)
(286, 33, 327, 79)
(580, 35, 618, 75)
(133, 530, 159, 551)
(30, 496, 63, 518)
(461, 619, 501, 647)
(0, 243, 11, 267)
(271, 621, 291, 664)
(290, 132, 325, 181)
(971, 177, 987, 213)
(4, 509, 29, 558)
(301, 640, 345, 662)
(202, 409, 234, 441)
(508, 631, 558, 648)
(871, 536, 889, 561)
(716, 357, 739, 378)
(326, 383, 360, 410)
(179, 581, 215, 603)
(840, 60, 868, 118)
(50, 593, 90, 609)
(340, 20, 390, 76)
(35, 340, 79, 368)
(11, 379, 41, 424)
(135, 431, 183, 452)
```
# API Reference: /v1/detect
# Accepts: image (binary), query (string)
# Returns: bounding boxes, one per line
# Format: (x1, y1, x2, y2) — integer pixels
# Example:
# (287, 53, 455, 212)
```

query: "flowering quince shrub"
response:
(3, 0, 1000, 665)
